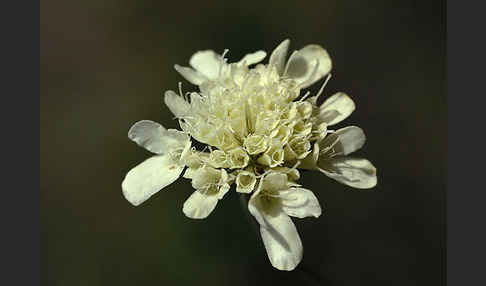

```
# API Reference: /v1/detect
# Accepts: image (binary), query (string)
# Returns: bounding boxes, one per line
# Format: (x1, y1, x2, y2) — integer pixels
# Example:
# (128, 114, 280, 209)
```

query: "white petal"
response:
(127, 120, 166, 154)
(189, 50, 221, 79)
(122, 155, 184, 206)
(320, 126, 365, 156)
(238, 50, 267, 66)
(269, 39, 290, 75)
(183, 190, 219, 219)
(285, 44, 332, 89)
(319, 92, 355, 126)
(164, 90, 191, 118)
(319, 157, 377, 189)
(174, 64, 207, 85)
(248, 191, 303, 271)
(281, 188, 322, 219)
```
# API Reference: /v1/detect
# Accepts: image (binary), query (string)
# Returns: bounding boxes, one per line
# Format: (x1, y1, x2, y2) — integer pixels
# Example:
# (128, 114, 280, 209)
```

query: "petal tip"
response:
(121, 179, 142, 206)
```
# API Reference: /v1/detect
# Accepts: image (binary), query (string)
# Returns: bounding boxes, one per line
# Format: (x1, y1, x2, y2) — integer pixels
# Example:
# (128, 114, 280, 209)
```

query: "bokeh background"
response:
(41, 0, 446, 285)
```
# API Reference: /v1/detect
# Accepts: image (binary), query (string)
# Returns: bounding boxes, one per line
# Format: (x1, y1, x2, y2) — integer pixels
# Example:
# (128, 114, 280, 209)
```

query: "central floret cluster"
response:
(178, 61, 317, 179)
(122, 39, 377, 271)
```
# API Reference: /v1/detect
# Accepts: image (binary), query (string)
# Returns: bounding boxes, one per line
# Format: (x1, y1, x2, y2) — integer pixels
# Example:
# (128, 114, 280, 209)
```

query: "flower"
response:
(122, 39, 377, 271)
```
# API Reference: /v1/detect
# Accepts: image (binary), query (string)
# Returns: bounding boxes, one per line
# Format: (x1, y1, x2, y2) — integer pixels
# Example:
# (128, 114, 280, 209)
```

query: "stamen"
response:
(299, 91, 311, 102)
(315, 73, 332, 102)
(290, 160, 301, 170)
(184, 92, 191, 102)
(221, 49, 229, 60)
(330, 150, 344, 158)
(320, 135, 340, 155)
(219, 49, 229, 77)
(178, 82, 184, 97)
(255, 169, 272, 179)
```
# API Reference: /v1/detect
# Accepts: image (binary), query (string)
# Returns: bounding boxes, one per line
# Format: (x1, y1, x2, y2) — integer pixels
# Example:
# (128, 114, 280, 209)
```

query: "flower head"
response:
(122, 39, 377, 271)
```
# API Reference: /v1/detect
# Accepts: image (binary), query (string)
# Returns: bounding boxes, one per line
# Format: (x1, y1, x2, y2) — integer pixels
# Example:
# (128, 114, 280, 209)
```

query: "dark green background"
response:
(41, 0, 446, 285)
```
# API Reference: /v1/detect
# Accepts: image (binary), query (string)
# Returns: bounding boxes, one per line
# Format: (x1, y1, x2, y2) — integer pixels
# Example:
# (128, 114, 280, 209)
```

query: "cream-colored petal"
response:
(244, 134, 268, 155)
(127, 120, 167, 154)
(269, 39, 290, 75)
(272, 167, 301, 181)
(174, 64, 207, 85)
(320, 126, 365, 156)
(164, 90, 191, 118)
(262, 172, 289, 192)
(227, 147, 250, 169)
(208, 150, 229, 168)
(183, 190, 219, 219)
(216, 184, 231, 200)
(318, 92, 355, 126)
(238, 50, 267, 66)
(236, 171, 257, 193)
(319, 157, 377, 189)
(256, 143, 284, 167)
(182, 167, 198, 179)
(281, 188, 322, 219)
(316, 122, 328, 141)
(189, 50, 221, 79)
(159, 129, 190, 154)
(190, 167, 226, 190)
(128, 119, 189, 155)
(122, 155, 184, 206)
(248, 192, 303, 271)
(285, 44, 332, 89)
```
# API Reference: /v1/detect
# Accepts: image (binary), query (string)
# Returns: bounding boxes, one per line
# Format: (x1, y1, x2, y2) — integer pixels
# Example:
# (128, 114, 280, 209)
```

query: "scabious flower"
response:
(122, 39, 377, 271)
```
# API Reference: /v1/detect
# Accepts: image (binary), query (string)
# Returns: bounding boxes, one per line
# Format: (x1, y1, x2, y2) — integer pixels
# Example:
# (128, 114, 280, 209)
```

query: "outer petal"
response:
(248, 191, 303, 271)
(281, 188, 322, 219)
(189, 50, 221, 79)
(269, 39, 290, 75)
(164, 90, 191, 118)
(320, 126, 365, 156)
(285, 44, 332, 89)
(174, 64, 207, 85)
(128, 120, 166, 154)
(122, 155, 184, 206)
(238, 50, 267, 66)
(319, 157, 377, 189)
(183, 190, 219, 219)
(318, 92, 355, 126)
(129, 120, 190, 156)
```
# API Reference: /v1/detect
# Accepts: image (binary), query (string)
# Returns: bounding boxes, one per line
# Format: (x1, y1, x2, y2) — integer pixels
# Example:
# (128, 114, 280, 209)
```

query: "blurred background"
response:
(41, 0, 446, 285)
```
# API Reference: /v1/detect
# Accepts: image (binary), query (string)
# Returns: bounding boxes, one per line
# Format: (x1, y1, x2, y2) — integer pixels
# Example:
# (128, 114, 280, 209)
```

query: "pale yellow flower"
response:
(122, 39, 377, 271)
